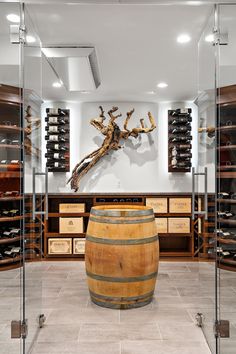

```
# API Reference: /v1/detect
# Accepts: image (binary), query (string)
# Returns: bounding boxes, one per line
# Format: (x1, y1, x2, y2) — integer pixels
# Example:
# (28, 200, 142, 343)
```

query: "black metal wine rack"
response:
(45, 108, 70, 172)
(168, 108, 192, 173)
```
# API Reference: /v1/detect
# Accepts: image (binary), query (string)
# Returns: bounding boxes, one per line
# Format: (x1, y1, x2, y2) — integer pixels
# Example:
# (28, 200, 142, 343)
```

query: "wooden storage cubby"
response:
(45, 193, 196, 260)
(145, 195, 194, 257)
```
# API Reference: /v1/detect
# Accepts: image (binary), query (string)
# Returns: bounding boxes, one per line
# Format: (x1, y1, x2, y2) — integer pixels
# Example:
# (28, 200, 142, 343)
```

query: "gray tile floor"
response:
(2, 261, 236, 353)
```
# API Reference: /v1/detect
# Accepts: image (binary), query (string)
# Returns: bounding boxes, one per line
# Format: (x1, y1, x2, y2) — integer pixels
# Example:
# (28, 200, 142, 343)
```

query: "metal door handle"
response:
(192, 167, 208, 220)
(32, 167, 48, 220)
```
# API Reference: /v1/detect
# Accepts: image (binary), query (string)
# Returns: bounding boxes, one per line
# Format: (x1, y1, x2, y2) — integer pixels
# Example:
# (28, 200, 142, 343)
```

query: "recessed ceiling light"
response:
(6, 14, 20, 23)
(80, 91, 91, 94)
(26, 35, 36, 43)
(157, 82, 168, 89)
(177, 34, 191, 44)
(146, 91, 155, 95)
(205, 34, 214, 43)
(52, 81, 62, 88)
(186, 1, 203, 5)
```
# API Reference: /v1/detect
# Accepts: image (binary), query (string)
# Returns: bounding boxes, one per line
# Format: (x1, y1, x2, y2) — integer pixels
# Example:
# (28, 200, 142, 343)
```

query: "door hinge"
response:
(195, 312, 204, 327)
(214, 320, 230, 338)
(11, 320, 28, 339)
(39, 314, 46, 328)
(10, 24, 26, 44)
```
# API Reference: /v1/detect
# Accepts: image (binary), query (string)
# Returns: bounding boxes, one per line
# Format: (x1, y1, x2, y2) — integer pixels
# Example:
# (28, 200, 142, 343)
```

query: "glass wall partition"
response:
(0, 2, 23, 353)
(23, 4, 44, 353)
(0, 2, 44, 353)
(196, 5, 217, 353)
(217, 4, 236, 354)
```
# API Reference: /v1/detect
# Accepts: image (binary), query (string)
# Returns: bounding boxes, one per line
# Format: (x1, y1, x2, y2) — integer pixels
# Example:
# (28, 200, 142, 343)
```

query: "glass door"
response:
(0, 2, 23, 354)
(195, 5, 218, 353)
(217, 4, 236, 354)
(22, 4, 45, 354)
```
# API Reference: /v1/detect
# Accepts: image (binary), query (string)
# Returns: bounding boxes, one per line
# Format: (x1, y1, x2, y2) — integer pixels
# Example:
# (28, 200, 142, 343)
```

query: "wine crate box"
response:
(73, 238, 86, 254)
(59, 203, 85, 213)
(48, 238, 72, 255)
(146, 198, 168, 213)
(168, 218, 190, 233)
(59, 217, 83, 233)
(155, 218, 168, 233)
(169, 198, 191, 213)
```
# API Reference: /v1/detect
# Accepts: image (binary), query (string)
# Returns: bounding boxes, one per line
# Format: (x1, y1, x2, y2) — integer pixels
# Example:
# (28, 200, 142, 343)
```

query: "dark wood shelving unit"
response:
(0, 85, 43, 270)
(217, 84, 236, 271)
(44, 194, 195, 260)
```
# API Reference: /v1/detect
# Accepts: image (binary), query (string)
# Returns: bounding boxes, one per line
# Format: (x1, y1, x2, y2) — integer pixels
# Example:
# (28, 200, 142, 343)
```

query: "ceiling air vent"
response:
(41, 46, 101, 92)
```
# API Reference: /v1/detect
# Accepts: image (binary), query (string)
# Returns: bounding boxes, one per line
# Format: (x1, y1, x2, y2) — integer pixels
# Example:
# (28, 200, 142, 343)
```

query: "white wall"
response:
(41, 100, 202, 193)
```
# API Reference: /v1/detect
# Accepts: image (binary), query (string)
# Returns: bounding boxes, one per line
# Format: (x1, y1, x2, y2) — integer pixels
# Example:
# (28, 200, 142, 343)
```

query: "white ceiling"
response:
(25, 3, 213, 103)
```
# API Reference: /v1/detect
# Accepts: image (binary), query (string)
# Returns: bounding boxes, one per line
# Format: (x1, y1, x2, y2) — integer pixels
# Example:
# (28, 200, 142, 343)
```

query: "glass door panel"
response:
(217, 4, 236, 353)
(0, 2, 23, 353)
(196, 6, 217, 353)
(23, 4, 44, 353)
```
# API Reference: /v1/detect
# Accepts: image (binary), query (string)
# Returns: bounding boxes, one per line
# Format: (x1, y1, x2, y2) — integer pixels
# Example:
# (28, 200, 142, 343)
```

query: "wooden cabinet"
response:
(44, 193, 195, 260)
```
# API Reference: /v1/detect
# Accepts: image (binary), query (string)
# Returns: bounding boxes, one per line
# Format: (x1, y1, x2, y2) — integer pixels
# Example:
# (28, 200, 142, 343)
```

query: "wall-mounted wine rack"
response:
(45, 108, 70, 172)
(168, 108, 192, 173)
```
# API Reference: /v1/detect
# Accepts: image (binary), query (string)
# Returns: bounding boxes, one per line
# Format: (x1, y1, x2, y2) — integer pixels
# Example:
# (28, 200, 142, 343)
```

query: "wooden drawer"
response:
(48, 238, 72, 255)
(169, 198, 191, 213)
(59, 203, 85, 213)
(155, 218, 168, 233)
(59, 217, 84, 233)
(73, 238, 86, 255)
(146, 198, 168, 213)
(168, 218, 190, 233)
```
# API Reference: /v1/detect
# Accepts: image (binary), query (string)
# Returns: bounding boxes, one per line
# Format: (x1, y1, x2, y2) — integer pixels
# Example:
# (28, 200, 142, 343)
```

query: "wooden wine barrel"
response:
(85, 205, 159, 309)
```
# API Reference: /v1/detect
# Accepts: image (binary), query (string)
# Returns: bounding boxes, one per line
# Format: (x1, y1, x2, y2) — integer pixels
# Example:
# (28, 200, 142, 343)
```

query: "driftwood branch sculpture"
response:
(68, 106, 156, 191)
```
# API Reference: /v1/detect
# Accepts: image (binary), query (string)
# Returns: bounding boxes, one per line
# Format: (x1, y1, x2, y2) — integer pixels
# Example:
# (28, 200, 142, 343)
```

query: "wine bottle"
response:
(173, 153, 192, 159)
(46, 161, 67, 168)
(172, 117, 192, 125)
(45, 135, 66, 142)
(45, 126, 67, 133)
(171, 108, 192, 116)
(46, 143, 68, 151)
(171, 160, 192, 168)
(171, 126, 191, 134)
(174, 144, 192, 150)
(45, 116, 67, 125)
(46, 108, 66, 116)
(45, 152, 66, 160)
(218, 192, 230, 199)
(171, 136, 193, 142)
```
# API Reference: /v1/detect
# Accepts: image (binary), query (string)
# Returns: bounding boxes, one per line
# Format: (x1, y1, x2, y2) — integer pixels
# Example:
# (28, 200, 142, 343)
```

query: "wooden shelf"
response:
(217, 172, 236, 178)
(0, 171, 21, 178)
(217, 199, 236, 204)
(0, 144, 21, 150)
(154, 213, 192, 217)
(217, 145, 236, 151)
(218, 125, 236, 132)
(0, 125, 23, 133)
(0, 215, 23, 222)
(0, 255, 22, 266)
(160, 251, 192, 257)
(0, 196, 22, 201)
(218, 237, 236, 245)
(46, 232, 85, 238)
(0, 236, 21, 245)
(159, 233, 192, 237)
(48, 212, 89, 217)
(218, 165, 236, 171)
(218, 257, 236, 267)
(218, 218, 236, 225)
